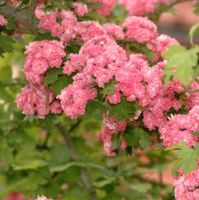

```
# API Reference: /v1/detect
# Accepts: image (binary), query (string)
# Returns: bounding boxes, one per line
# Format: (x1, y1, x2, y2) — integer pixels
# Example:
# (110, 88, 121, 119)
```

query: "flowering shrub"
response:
(0, 0, 199, 200)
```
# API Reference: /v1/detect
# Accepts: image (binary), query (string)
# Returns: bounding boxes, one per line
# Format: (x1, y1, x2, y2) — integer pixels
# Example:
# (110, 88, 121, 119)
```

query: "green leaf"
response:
(5, 172, 48, 194)
(35, 32, 54, 41)
(6, 18, 16, 30)
(65, 42, 81, 54)
(0, 34, 15, 54)
(168, 142, 199, 174)
(85, 100, 107, 120)
(124, 127, 152, 149)
(129, 183, 151, 193)
(103, 79, 115, 97)
(193, 65, 199, 78)
(108, 99, 138, 121)
(118, 41, 154, 61)
(44, 68, 62, 86)
(93, 177, 116, 188)
(52, 75, 73, 95)
(49, 162, 85, 173)
(192, 132, 199, 136)
(189, 22, 199, 45)
(12, 159, 47, 170)
(163, 45, 199, 85)
(109, 4, 128, 23)
(49, 144, 71, 167)
(194, 2, 199, 15)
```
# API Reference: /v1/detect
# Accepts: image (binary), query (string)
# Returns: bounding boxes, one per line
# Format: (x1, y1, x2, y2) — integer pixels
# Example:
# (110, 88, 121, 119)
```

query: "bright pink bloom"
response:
(50, 100, 62, 114)
(75, 21, 104, 41)
(16, 84, 60, 119)
(72, 2, 88, 17)
(159, 106, 199, 147)
(39, 10, 77, 42)
(107, 89, 121, 104)
(185, 81, 199, 110)
(120, 0, 170, 16)
(99, 117, 127, 156)
(24, 40, 65, 85)
(103, 23, 125, 40)
(155, 34, 179, 54)
(123, 16, 158, 44)
(58, 81, 97, 119)
(0, 15, 7, 26)
(90, 0, 116, 16)
(174, 167, 199, 200)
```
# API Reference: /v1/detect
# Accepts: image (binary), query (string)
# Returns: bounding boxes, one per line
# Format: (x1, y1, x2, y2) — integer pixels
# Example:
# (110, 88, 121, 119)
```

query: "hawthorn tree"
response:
(0, 0, 199, 200)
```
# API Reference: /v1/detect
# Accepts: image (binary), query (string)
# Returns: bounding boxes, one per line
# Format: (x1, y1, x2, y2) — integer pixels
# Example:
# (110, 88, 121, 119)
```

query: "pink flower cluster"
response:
(123, 17, 178, 58)
(90, 0, 116, 16)
(24, 40, 66, 84)
(123, 16, 158, 44)
(174, 167, 199, 200)
(59, 35, 127, 118)
(120, 0, 170, 16)
(16, 84, 62, 119)
(72, 2, 88, 17)
(39, 15, 184, 146)
(185, 81, 199, 110)
(159, 106, 199, 147)
(0, 15, 7, 26)
(17, 40, 65, 118)
(20, 12, 185, 143)
(18, 4, 199, 198)
(58, 80, 97, 119)
(39, 9, 125, 43)
(39, 10, 77, 42)
(99, 117, 127, 156)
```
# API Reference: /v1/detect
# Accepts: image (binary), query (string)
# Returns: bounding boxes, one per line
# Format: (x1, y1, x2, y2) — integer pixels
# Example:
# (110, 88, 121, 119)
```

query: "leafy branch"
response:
(0, 0, 38, 34)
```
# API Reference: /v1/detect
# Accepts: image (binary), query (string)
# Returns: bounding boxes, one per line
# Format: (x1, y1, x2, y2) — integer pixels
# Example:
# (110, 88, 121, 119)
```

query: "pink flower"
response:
(16, 84, 59, 119)
(0, 15, 7, 26)
(150, 34, 179, 60)
(174, 167, 199, 200)
(50, 100, 62, 114)
(185, 81, 199, 110)
(120, 0, 170, 16)
(103, 23, 125, 40)
(107, 89, 121, 104)
(99, 117, 127, 156)
(36, 196, 51, 200)
(39, 10, 77, 42)
(75, 21, 104, 42)
(24, 40, 66, 85)
(72, 2, 88, 17)
(159, 106, 199, 147)
(58, 81, 97, 119)
(64, 54, 86, 75)
(123, 16, 158, 44)
(90, 0, 116, 16)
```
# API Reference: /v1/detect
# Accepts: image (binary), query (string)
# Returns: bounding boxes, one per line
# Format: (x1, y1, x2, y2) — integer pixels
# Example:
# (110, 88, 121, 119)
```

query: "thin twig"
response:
(56, 122, 97, 200)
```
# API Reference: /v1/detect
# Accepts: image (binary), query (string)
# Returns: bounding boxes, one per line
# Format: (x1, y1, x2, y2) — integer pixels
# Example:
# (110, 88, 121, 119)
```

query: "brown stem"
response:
(56, 122, 97, 200)
(56, 123, 78, 161)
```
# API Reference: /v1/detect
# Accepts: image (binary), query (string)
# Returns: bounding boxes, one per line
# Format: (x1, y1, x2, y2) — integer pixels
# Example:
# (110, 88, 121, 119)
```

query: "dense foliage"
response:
(0, 0, 199, 200)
